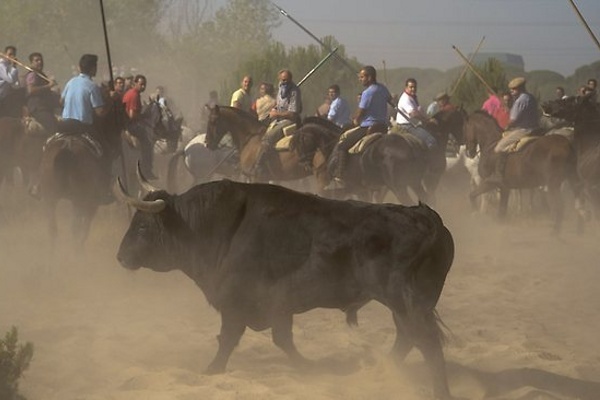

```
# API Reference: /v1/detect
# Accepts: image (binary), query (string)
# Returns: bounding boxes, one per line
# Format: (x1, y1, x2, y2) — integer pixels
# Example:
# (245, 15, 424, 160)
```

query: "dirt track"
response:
(1, 173, 599, 400)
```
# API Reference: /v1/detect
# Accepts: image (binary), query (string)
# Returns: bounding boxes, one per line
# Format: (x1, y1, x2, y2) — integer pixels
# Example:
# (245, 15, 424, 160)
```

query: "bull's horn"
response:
(113, 177, 166, 213)
(136, 161, 161, 193)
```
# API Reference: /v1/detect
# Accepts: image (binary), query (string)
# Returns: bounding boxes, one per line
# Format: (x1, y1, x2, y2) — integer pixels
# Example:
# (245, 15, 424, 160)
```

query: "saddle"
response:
(508, 136, 538, 152)
(22, 116, 47, 137)
(349, 133, 383, 154)
(44, 132, 104, 158)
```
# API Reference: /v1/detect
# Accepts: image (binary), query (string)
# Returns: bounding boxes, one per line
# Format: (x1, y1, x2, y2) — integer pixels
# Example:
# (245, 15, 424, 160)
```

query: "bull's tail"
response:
(167, 149, 185, 193)
(402, 204, 454, 343)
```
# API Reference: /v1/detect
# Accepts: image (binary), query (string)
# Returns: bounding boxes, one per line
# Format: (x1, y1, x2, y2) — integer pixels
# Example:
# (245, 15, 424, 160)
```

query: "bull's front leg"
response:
(205, 311, 246, 374)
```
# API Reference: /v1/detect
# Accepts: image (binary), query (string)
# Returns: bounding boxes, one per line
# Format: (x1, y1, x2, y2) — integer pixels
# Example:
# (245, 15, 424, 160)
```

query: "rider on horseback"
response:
(328, 65, 391, 188)
(30, 54, 113, 200)
(253, 69, 302, 179)
(395, 78, 437, 149)
(487, 77, 539, 186)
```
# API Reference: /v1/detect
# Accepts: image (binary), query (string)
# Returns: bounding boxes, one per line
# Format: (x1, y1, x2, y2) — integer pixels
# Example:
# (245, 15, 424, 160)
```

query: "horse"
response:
(329, 108, 466, 204)
(38, 89, 124, 247)
(0, 116, 55, 195)
(121, 99, 183, 190)
(463, 110, 579, 234)
(204, 105, 339, 195)
(421, 108, 467, 204)
(542, 95, 600, 222)
(166, 132, 240, 193)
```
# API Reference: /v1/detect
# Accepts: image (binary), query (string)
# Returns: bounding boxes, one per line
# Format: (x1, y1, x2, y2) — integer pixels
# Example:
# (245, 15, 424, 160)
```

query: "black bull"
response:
(116, 179, 455, 399)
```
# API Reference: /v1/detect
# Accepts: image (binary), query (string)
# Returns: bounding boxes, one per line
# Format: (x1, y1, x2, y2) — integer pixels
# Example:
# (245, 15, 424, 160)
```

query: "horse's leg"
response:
(498, 187, 510, 218)
(541, 180, 564, 235)
(73, 204, 97, 247)
(469, 181, 500, 211)
(44, 199, 58, 248)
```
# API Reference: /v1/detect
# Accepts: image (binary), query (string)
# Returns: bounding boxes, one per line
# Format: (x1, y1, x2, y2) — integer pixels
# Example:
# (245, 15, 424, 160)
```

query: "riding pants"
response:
(494, 128, 532, 153)
(127, 121, 154, 177)
(400, 123, 437, 149)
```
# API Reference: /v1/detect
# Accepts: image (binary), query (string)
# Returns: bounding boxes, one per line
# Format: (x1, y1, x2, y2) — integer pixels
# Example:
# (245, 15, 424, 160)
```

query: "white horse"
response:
(166, 131, 240, 193)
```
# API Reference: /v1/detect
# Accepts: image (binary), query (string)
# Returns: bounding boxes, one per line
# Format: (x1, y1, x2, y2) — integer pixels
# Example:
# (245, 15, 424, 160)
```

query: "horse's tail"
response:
(167, 148, 185, 193)
(53, 143, 76, 194)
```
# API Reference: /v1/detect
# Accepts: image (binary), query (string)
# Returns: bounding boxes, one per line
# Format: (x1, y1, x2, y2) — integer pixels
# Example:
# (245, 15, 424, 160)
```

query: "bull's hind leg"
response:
(271, 313, 310, 367)
(411, 310, 451, 400)
(390, 311, 415, 362)
(391, 309, 451, 399)
(205, 311, 246, 374)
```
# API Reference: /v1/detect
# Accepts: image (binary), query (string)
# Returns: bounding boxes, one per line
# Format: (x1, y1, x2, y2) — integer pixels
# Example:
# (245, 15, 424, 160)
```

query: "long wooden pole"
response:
(450, 36, 485, 96)
(99, 0, 130, 216)
(272, 2, 358, 74)
(0, 52, 53, 83)
(297, 48, 338, 87)
(452, 45, 497, 96)
(99, 0, 115, 86)
(567, 0, 600, 52)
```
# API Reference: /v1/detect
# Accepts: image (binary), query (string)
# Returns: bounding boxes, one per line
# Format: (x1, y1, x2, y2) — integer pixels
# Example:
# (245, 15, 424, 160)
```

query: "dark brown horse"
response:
(329, 108, 466, 204)
(542, 95, 600, 222)
(463, 110, 579, 233)
(204, 105, 339, 195)
(38, 90, 124, 246)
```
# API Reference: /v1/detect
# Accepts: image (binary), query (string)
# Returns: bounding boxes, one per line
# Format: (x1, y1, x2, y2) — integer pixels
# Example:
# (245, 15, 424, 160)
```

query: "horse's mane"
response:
(470, 109, 502, 131)
(301, 116, 342, 133)
(289, 118, 341, 160)
(220, 106, 263, 126)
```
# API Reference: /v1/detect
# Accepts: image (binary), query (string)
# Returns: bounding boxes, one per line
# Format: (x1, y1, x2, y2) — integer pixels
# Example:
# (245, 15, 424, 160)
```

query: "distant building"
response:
(469, 52, 525, 70)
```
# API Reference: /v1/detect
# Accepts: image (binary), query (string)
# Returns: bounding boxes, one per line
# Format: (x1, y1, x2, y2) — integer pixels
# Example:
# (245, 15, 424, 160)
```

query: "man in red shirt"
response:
(122, 74, 156, 179)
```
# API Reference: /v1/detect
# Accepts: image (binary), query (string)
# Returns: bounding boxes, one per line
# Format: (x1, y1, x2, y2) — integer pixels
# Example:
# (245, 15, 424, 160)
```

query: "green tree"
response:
(452, 58, 507, 112)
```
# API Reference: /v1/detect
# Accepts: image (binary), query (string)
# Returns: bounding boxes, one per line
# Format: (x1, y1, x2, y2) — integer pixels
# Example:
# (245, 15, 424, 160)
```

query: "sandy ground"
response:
(1, 170, 600, 400)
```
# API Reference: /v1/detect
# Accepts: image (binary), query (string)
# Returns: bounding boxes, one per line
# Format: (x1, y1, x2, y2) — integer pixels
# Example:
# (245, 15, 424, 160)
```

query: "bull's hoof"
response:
(203, 363, 226, 375)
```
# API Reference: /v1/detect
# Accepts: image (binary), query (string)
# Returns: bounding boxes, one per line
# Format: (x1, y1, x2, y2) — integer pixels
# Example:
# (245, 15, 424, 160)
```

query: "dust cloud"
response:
(1, 167, 600, 400)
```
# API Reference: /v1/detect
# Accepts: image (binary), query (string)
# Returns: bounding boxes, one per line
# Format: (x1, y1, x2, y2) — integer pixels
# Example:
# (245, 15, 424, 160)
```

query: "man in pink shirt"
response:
(123, 74, 156, 180)
(481, 88, 508, 129)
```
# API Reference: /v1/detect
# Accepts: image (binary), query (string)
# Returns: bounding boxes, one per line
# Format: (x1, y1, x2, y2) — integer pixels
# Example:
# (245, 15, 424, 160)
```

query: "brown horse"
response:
(0, 117, 49, 192)
(542, 95, 600, 222)
(204, 105, 339, 194)
(463, 110, 579, 233)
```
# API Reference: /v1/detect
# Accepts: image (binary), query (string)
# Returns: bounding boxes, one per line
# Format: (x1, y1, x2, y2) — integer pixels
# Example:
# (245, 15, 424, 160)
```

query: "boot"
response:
(487, 152, 508, 185)
(334, 152, 347, 182)
(253, 142, 270, 180)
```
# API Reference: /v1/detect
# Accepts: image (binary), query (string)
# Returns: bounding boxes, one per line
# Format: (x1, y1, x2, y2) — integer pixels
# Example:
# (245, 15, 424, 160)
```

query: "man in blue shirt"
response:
(326, 84, 351, 128)
(59, 54, 106, 135)
(488, 77, 540, 185)
(329, 65, 391, 186)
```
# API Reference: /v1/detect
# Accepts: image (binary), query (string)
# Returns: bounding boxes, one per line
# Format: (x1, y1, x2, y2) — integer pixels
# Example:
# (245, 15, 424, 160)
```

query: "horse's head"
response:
(144, 100, 182, 152)
(541, 95, 598, 124)
(428, 107, 467, 145)
(205, 103, 226, 150)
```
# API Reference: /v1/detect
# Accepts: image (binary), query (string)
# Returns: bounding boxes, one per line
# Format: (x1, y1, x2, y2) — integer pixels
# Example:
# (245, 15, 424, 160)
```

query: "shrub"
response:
(0, 327, 34, 400)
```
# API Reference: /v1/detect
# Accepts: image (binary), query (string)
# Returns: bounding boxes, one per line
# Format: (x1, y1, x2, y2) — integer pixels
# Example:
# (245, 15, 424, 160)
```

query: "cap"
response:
(508, 77, 526, 89)
(435, 92, 449, 101)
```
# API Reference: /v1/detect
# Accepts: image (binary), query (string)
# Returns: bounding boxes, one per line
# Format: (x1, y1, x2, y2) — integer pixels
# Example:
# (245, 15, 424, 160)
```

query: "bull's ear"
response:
(113, 177, 166, 213)
(136, 161, 161, 193)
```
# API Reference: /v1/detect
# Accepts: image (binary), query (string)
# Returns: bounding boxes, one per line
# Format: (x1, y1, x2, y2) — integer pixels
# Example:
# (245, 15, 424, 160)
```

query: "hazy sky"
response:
(218, 0, 600, 77)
